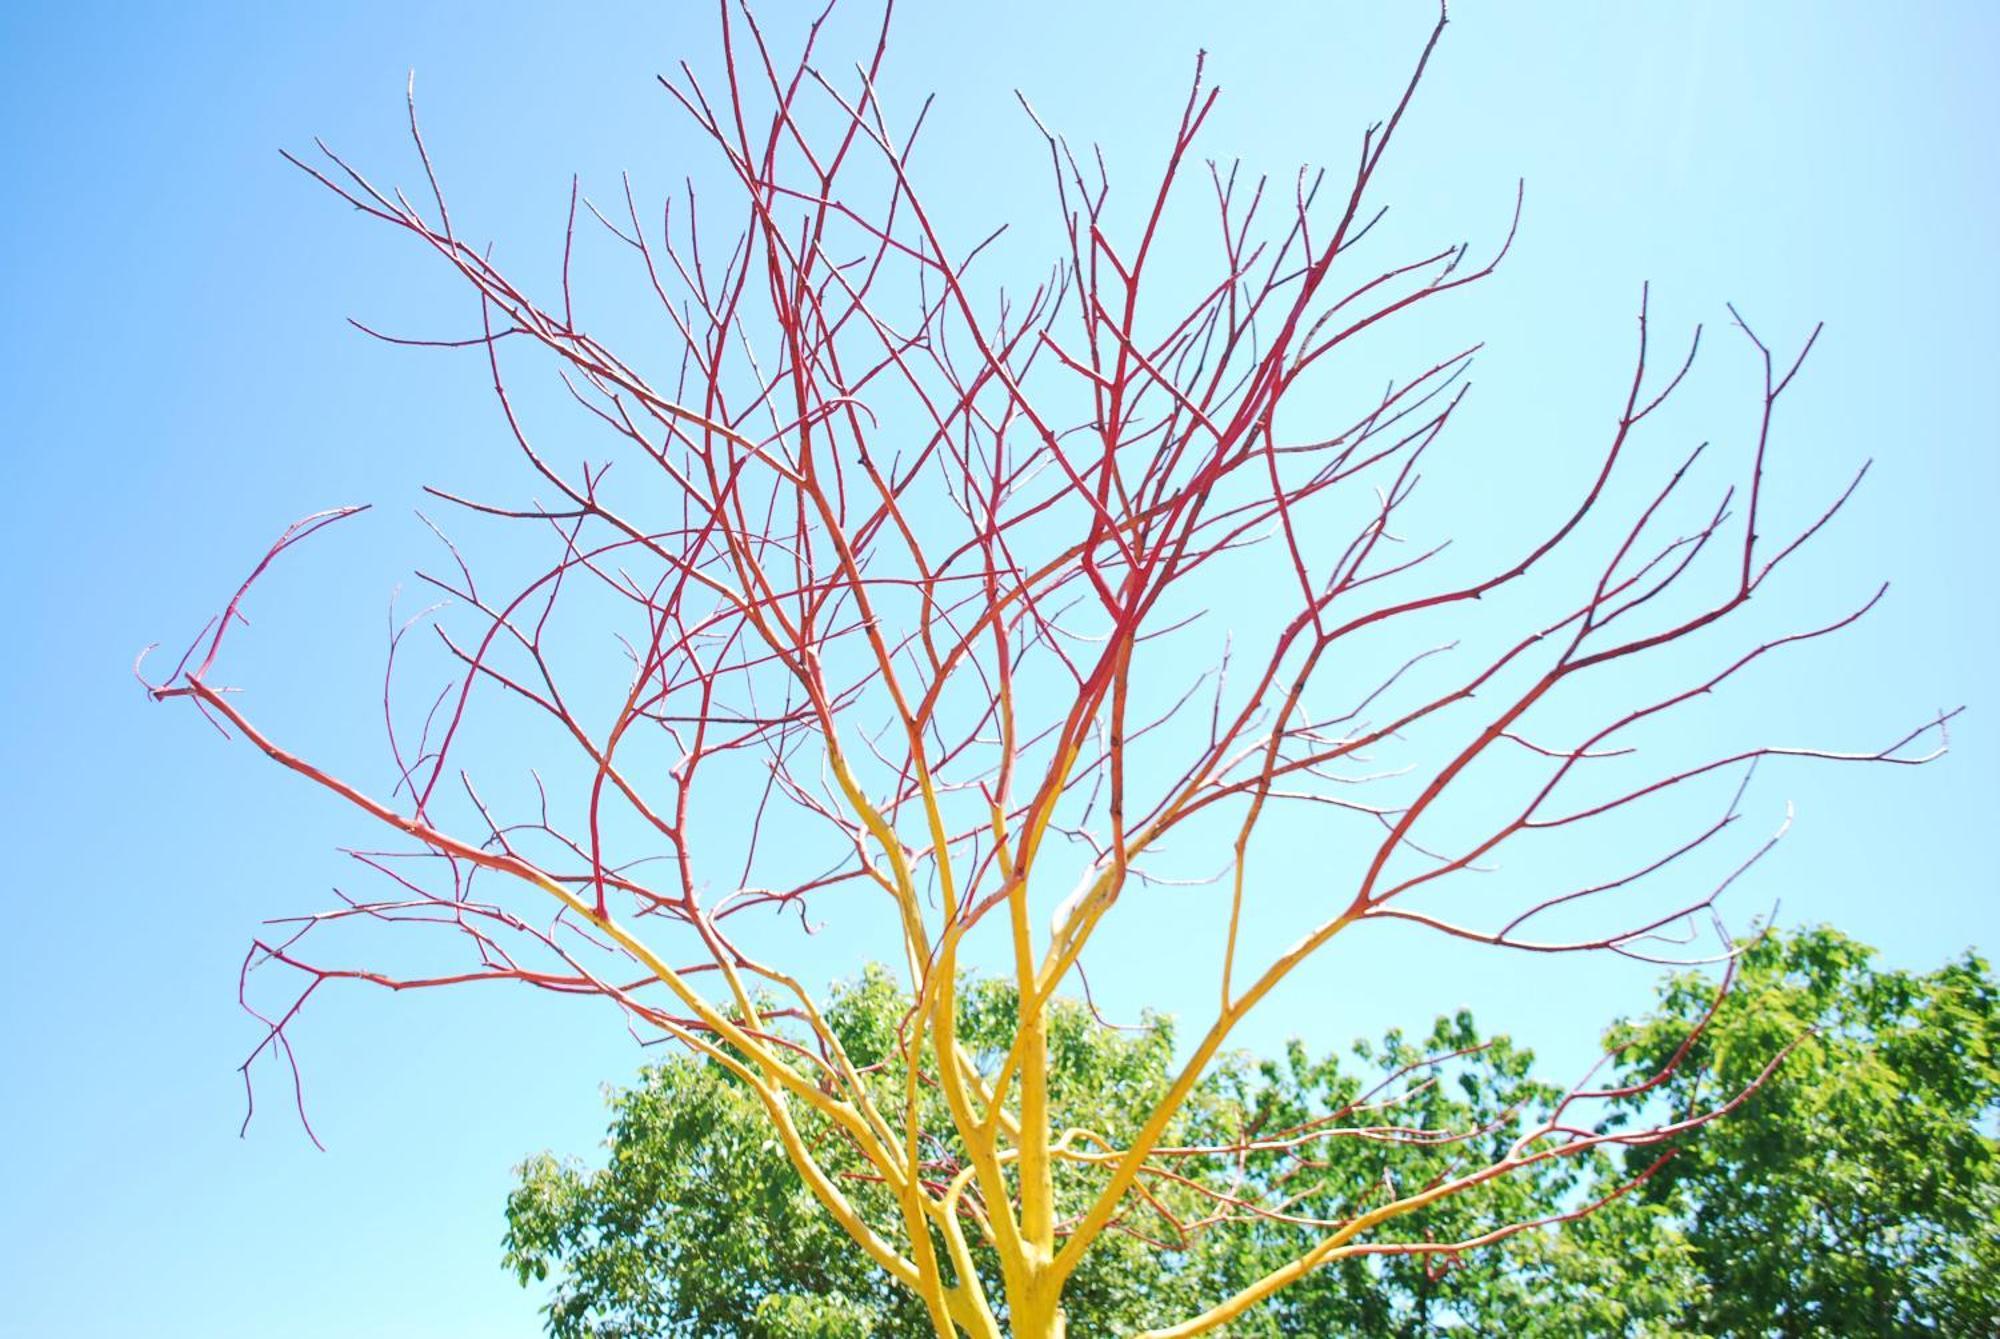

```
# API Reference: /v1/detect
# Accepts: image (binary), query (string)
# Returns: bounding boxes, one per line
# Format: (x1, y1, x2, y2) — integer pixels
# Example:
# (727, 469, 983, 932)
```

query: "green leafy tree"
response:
(507, 931, 1998, 1336)
(506, 969, 1195, 1336)
(1606, 926, 2000, 1337)
(506, 969, 1615, 1336)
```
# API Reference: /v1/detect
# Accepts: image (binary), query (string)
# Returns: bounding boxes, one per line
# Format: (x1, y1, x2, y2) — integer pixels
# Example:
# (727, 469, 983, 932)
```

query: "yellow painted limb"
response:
(890, 1161, 969, 1339)
(886, 904, 1047, 1333)
(1134, 1147, 1518, 1338)
(976, 865, 1038, 1144)
(944, 1285, 1001, 1339)
(545, 888, 938, 1298)
(749, 960, 909, 1164)
(895, 930, 1032, 1336)
(954, 1040, 1020, 1141)
(885, 993, 966, 1338)
(927, 932, 1037, 1311)
(735, 1069, 930, 1295)
(897, 910, 1031, 1276)
(552, 883, 908, 1189)
(819, 732, 934, 969)
(1016, 998, 1055, 1254)
(984, 733, 1094, 1135)
(1220, 830, 1255, 1014)
(1051, 911, 1362, 1287)
(687, 912, 768, 1034)
(933, 1168, 1004, 1339)
(894, 991, 982, 1337)
(1009, 1269, 1070, 1339)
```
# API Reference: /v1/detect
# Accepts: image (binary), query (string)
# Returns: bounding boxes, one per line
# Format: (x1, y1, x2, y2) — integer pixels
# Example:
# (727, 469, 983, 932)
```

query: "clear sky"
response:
(2, 3, 1995, 1335)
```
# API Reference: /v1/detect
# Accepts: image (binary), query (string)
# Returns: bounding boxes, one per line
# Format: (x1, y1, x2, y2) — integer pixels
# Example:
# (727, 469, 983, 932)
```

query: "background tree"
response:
(144, 2, 1954, 1334)
(507, 929, 1998, 1337)
(505, 972, 1219, 1337)
(503, 969, 1618, 1337)
(1606, 926, 2000, 1337)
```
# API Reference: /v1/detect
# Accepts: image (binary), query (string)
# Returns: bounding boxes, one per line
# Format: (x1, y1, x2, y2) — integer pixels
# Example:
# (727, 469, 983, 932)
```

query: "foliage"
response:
(508, 930, 1999, 1336)
(507, 969, 1188, 1336)
(1607, 926, 2000, 1337)
(504, 968, 1577, 1335)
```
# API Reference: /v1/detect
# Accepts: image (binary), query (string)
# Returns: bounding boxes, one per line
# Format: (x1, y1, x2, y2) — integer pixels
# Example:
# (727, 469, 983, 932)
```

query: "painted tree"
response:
(143, 4, 1953, 1335)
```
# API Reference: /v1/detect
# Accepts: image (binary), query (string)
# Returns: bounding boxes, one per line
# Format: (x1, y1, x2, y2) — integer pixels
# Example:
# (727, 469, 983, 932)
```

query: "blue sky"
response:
(2, 2, 1994, 1334)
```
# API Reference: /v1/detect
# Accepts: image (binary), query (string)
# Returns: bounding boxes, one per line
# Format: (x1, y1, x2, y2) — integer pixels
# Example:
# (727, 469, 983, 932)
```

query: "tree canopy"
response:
(505, 928, 1998, 1337)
